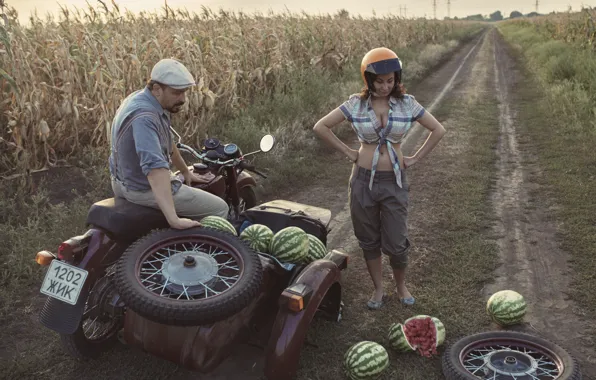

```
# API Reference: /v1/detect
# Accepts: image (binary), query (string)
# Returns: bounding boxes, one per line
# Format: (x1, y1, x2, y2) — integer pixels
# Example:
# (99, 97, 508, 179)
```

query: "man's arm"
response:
(171, 144, 189, 175)
(132, 117, 200, 229)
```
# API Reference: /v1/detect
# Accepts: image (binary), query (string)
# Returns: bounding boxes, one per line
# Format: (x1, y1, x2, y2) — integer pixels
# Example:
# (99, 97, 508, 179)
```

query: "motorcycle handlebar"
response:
(178, 143, 268, 178)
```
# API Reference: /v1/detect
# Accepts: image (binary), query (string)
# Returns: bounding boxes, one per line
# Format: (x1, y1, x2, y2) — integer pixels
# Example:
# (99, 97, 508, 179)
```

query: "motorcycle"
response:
(170, 128, 275, 220)
(34, 132, 348, 380)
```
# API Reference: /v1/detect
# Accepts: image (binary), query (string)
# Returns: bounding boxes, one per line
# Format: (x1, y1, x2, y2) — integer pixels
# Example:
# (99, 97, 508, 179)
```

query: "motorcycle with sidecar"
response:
(34, 132, 348, 380)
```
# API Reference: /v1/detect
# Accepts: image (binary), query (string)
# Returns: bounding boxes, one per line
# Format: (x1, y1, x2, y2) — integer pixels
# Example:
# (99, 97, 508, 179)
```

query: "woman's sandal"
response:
(399, 296, 415, 306)
(367, 293, 387, 310)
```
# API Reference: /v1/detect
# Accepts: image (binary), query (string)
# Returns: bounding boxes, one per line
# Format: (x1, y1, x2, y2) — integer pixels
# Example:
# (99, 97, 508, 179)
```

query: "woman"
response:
(313, 47, 446, 309)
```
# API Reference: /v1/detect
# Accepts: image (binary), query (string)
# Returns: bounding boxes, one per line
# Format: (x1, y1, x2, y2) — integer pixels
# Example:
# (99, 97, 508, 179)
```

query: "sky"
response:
(7, 0, 596, 25)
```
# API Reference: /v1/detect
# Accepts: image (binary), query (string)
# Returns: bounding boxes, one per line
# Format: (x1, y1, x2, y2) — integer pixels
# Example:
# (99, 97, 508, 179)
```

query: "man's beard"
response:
(168, 102, 184, 113)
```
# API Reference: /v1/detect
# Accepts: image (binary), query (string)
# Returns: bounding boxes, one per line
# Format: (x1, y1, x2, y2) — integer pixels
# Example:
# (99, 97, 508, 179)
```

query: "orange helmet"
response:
(360, 47, 403, 90)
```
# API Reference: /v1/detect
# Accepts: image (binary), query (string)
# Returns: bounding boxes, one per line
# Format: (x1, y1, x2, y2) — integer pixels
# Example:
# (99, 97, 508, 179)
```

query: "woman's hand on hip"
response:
(346, 149, 359, 163)
(403, 156, 418, 168)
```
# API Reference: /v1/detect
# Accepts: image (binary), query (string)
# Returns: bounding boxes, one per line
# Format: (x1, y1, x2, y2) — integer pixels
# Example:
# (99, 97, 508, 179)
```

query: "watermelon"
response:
(388, 315, 445, 357)
(486, 290, 527, 327)
(303, 234, 327, 263)
(387, 323, 413, 352)
(269, 226, 309, 263)
(344, 341, 389, 380)
(200, 215, 237, 236)
(239, 224, 274, 253)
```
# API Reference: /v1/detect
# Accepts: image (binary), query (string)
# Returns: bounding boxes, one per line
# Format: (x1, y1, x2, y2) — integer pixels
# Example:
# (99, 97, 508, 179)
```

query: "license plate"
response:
(40, 260, 88, 305)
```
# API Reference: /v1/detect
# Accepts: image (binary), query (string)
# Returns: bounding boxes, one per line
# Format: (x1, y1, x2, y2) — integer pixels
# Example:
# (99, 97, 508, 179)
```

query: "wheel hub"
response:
(161, 251, 219, 295)
(485, 350, 538, 376)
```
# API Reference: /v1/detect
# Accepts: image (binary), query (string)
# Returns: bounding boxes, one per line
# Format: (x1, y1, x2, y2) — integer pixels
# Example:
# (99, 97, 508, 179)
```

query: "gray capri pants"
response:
(348, 165, 411, 269)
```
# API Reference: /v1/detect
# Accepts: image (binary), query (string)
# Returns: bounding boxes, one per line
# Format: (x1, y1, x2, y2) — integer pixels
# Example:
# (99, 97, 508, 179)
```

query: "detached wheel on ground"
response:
(115, 227, 263, 326)
(442, 330, 581, 379)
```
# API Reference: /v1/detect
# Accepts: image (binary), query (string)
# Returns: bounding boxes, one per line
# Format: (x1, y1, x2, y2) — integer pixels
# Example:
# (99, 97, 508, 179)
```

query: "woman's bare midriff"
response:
(356, 142, 405, 171)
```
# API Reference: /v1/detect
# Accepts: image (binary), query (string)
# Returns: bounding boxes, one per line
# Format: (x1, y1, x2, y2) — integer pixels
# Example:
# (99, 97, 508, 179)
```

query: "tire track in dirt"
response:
(485, 29, 596, 375)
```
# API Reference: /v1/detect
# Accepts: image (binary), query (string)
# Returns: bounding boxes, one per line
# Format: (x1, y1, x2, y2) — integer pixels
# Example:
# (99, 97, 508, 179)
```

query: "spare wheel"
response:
(115, 227, 263, 326)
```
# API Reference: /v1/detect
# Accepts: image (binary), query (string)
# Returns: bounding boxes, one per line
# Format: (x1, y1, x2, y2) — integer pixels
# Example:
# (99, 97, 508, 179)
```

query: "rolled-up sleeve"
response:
(339, 94, 360, 122)
(407, 95, 426, 121)
(131, 115, 170, 176)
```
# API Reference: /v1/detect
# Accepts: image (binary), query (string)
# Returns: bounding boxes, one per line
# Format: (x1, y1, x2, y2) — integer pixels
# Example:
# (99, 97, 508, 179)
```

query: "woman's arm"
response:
(404, 111, 446, 167)
(313, 108, 359, 162)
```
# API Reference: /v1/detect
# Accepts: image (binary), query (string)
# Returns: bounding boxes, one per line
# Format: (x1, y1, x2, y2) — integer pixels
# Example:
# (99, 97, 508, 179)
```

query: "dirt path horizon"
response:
(3, 27, 594, 380)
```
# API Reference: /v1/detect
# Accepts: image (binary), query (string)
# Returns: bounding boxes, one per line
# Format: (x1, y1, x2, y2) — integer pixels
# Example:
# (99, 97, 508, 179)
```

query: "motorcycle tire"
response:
(61, 272, 123, 359)
(442, 330, 581, 379)
(239, 186, 258, 210)
(115, 227, 263, 326)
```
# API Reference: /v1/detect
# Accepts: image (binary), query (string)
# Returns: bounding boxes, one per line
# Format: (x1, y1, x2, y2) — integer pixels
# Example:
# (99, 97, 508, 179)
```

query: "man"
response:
(109, 58, 229, 229)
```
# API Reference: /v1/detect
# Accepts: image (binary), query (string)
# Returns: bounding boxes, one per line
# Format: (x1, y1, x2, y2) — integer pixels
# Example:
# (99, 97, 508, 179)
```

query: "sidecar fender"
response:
(263, 250, 348, 380)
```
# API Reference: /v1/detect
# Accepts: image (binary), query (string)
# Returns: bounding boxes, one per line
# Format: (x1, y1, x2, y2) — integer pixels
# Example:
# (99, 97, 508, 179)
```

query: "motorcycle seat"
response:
(86, 197, 170, 242)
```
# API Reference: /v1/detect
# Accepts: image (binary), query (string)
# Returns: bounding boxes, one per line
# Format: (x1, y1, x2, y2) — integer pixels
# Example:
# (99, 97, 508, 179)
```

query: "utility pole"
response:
(447, 0, 451, 18)
(535, 0, 539, 13)
(399, 5, 407, 18)
(433, 0, 437, 19)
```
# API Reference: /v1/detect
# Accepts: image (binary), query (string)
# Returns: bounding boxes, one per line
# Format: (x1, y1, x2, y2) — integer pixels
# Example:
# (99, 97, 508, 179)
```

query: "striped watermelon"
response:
(344, 341, 389, 380)
(303, 234, 327, 263)
(387, 323, 414, 352)
(486, 290, 527, 327)
(239, 224, 273, 253)
(200, 215, 237, 236)
(388, 315, 445, 357)
(269, 226, 309, 263)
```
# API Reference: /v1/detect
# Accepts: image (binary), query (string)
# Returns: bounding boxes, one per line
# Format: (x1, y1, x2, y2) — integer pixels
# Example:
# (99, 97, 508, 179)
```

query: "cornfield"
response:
(504, 7, 596, 49)
(0, 2, 480, 176)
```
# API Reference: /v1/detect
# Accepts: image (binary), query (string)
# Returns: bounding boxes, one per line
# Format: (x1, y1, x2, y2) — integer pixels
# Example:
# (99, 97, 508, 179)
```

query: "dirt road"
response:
(3, 27, 594, 380)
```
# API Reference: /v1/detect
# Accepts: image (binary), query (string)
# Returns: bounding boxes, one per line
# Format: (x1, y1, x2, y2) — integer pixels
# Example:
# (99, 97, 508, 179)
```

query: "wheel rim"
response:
(460, 337, 564, 379)
(135, 235, 244, 301)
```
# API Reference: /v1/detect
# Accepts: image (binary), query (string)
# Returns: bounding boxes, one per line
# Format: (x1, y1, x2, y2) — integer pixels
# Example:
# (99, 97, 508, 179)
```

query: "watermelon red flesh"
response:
(403, 317, 438, 358)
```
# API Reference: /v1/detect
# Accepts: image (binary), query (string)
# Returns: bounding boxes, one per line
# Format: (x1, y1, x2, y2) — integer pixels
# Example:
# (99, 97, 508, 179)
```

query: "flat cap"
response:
(150, 58, 196, 89)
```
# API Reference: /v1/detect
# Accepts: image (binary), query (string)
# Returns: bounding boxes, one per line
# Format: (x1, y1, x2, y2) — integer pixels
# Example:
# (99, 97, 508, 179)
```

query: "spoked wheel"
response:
(115, 227, 263, 326)
(61, 266, 123, 359)
(442, 331, 582, 379)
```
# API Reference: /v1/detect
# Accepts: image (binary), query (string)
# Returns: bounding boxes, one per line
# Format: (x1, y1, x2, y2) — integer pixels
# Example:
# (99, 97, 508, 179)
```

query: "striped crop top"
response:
(339, 93, 426, 190)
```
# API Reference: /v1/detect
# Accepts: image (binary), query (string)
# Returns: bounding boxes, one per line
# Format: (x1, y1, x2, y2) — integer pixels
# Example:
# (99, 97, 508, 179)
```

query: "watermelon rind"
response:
(344, 341, 389, 380)
(388, 323, 414, 352)
(200, 215, 237, 236)
(403, 315, 446, 348)
(303, 234, 327, 264)
(239, 224, 273, 253)
(486, 290, 527, 327)
(269, 226, 309, 264)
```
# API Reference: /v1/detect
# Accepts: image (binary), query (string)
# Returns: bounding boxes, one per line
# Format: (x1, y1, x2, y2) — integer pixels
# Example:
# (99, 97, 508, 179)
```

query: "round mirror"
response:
(259, 134, 275, 153)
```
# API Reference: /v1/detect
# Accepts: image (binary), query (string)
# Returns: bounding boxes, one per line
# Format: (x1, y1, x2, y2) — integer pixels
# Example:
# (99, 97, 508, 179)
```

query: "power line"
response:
(399, 5, 407, 18)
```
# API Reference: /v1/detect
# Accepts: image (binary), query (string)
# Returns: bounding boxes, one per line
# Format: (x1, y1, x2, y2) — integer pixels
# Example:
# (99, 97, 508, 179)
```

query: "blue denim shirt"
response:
(109, 87, 181, 192)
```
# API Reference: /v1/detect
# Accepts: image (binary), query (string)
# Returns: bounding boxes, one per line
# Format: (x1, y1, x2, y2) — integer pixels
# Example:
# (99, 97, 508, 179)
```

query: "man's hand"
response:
(182, 170, 215, 186)
(169, 217, 201, 230)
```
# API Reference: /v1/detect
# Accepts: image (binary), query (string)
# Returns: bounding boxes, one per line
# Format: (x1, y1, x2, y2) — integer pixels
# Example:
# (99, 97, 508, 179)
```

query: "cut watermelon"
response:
(388, 315, 445, 358)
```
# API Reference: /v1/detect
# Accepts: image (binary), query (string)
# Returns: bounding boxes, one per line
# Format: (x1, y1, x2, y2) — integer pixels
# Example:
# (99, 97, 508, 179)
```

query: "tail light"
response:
(35, 250, 56, 266)
(57, 231, 93, 261)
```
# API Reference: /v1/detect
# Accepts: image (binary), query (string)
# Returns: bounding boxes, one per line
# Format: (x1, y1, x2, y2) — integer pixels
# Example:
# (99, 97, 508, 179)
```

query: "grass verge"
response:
(0, 29, 484, 321)
(497, 22, 596, 320)
(295, 34, 502, 379)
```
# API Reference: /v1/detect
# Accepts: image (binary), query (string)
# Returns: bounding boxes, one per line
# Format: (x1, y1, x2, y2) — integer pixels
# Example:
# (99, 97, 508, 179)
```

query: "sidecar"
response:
(36, 197, 348, 380)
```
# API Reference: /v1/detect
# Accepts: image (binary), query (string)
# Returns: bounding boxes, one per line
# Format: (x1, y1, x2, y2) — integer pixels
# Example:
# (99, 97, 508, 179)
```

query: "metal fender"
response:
(39, 229, 119, 335)
(236, 170, 257, 189)
(263, 250, 348, 380)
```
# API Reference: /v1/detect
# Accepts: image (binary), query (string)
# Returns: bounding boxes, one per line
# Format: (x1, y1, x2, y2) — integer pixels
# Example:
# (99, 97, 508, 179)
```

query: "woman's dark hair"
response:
(359, 72, 406, 100)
